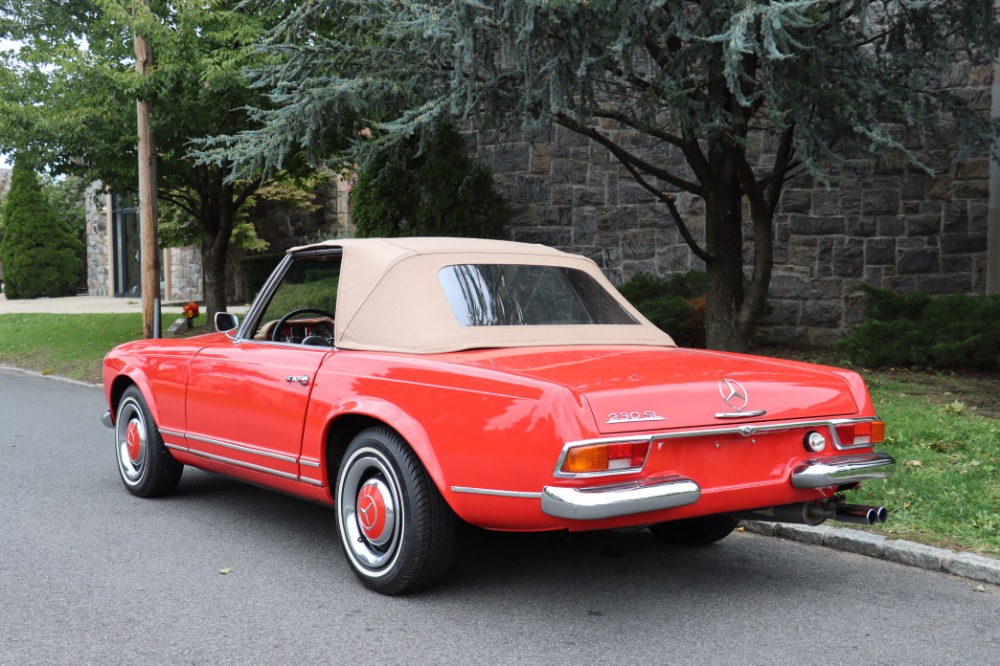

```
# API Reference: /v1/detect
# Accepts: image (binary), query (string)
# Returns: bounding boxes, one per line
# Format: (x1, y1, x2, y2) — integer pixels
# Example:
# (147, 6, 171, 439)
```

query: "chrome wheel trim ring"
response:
(338, 446, 404, 576)
(115, 398, 146, 485)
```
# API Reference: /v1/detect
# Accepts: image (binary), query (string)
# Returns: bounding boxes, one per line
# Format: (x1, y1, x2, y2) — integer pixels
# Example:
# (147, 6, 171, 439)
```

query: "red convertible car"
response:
(102, 238, 894, 593)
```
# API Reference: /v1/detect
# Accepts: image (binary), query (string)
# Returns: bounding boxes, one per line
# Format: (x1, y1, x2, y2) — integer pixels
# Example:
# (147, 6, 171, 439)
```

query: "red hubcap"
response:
(357, 481, 388, 542)
(125, 421, 142, 462)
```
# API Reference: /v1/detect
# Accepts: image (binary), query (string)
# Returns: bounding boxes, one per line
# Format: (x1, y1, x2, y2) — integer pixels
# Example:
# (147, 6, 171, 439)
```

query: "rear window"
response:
(439, 264, 638, 327)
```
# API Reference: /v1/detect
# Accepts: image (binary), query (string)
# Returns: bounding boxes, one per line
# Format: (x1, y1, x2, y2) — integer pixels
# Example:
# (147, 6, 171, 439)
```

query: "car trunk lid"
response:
(454, 346, 859, 434)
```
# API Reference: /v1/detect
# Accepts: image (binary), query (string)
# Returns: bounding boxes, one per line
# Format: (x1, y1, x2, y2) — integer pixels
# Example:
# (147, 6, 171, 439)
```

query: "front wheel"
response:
(115, 386, 183, 497)
(335, 427, 455, 594)
(649, 514, 739, 546)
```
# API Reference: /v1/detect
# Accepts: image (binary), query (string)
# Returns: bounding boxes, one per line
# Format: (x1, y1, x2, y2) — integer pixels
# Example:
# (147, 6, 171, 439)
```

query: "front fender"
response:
(103, 345, 195, 436)
(103, 357, 161, 426)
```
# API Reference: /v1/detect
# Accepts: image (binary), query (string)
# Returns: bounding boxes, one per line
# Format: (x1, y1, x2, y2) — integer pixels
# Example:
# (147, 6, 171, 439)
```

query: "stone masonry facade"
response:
(469, 63, 993, 345)
(84, 184, 203, 302)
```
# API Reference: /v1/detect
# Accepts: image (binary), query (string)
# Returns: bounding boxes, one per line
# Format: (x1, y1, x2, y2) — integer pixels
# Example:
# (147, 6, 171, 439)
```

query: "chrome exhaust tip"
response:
(835, 504, 888, 525)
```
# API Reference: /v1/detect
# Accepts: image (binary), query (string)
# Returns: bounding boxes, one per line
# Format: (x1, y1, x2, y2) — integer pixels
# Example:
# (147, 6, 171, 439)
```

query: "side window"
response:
(251, 256, 341, 343)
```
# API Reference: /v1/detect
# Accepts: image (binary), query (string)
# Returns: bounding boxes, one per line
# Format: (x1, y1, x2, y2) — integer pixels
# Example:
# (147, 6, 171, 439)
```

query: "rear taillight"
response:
(836, 420, 885, 447)
(560, 441, 650, 475)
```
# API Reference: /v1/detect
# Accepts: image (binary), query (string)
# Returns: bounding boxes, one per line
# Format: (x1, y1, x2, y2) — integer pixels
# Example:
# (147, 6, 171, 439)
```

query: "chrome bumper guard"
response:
(791, 452, 896, 489)
(100, 410, 114, 429)
(541, 475, 701, 521)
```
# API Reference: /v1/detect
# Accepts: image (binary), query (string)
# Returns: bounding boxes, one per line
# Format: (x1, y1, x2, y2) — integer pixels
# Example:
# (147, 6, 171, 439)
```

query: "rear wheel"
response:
(115, 386, 183, 497)
(649, 514, 739, 546)
(335, 427, 455, 594)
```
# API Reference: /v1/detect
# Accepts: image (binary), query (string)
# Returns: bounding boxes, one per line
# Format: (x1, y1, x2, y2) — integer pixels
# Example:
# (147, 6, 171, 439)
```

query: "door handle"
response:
(285, 375, 310, 386)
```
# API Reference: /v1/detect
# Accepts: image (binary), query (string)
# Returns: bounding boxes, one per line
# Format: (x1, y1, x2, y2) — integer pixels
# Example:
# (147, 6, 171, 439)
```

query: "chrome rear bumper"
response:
(541, 475, 701, 520)
(540, 452, 894, 521)
(790, 452, 896, 488)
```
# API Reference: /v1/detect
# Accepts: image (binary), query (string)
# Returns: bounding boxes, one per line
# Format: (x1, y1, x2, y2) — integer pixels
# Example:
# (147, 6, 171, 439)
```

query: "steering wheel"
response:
(270, 308, 336, 345)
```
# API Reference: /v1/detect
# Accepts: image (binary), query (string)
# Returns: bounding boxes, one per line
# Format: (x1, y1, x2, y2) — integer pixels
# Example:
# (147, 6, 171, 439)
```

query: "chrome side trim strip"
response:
(300, 459, 321, 469)
(791, 452, 896, 489)
(161, 438, 189, 452)
(160, 428, 184, 439)
(542, 475, 701, 520)
(185, 433, 298, 463)
(176, 447, 300, 481)
(300, 476, 325, 487)
(451, 486, 543, 499)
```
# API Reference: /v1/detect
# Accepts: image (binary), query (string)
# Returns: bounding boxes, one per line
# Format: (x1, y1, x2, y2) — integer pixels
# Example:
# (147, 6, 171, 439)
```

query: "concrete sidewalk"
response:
(0, 293, 248, 315)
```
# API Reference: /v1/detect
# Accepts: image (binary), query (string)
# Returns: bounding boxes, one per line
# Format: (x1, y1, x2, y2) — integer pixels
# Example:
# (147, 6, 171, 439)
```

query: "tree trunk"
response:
(200, 190, 235, 321)
(201, 231, 228, 322)
(703, 184, 751, 353)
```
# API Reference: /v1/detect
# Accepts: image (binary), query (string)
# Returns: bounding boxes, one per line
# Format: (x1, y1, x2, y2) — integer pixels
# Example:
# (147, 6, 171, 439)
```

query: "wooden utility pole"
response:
(134, 0, 161, 338)
(989, 54, 999, 294)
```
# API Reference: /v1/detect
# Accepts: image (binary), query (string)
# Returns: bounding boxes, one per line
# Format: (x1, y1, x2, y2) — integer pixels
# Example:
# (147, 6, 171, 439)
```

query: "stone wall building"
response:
(84, 186, 202, 302)
(469, 63, 995, 345)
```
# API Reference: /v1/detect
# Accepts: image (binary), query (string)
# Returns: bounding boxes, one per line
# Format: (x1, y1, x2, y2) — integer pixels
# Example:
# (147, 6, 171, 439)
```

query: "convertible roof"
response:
(286, 237, 675, 353)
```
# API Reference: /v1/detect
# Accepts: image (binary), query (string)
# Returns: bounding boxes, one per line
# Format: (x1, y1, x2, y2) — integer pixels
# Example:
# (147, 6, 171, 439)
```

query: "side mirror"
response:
(214, 311, 239, 333)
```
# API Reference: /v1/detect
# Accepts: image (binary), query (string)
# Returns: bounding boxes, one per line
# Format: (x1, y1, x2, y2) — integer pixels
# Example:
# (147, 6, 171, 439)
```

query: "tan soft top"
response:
(287, 237, 676, 353)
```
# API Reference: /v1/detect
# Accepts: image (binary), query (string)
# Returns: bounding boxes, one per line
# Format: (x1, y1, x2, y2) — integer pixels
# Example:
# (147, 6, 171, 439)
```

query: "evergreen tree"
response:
(352, 123, 509, 239)
(1, 162, 83, 299)
(219, 0, 1000, 351)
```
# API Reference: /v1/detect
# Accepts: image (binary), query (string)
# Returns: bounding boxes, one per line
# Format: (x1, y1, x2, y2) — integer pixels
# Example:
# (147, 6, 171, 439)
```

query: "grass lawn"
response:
(0, 312, 207, 383)
(845, 373, 1000, 556)
(2, 312, 997, 556)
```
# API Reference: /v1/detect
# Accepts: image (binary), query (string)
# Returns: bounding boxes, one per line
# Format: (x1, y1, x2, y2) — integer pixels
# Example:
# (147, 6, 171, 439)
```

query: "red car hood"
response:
(454, 346, 860, 434)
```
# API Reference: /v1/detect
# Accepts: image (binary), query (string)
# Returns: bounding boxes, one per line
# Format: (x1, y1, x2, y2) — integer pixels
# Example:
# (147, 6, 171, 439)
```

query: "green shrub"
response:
(1, 163, 83, 299)
(835, 285, 1000, 369)
(618, 271, 707, 347)
(352, 123, 509, 239)
(41, 175, 88, 292)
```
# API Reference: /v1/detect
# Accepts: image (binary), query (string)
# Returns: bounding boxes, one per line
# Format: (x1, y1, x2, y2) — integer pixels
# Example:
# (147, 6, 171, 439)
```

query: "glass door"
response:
(113, 208, 141, 297)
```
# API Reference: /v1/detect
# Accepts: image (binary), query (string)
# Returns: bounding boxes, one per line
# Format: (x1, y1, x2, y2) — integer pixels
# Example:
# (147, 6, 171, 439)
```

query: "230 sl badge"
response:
(606, 411, 666, 424)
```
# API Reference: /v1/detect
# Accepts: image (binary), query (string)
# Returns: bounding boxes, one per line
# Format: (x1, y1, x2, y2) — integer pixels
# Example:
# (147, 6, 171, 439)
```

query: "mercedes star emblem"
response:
(718, 378, 749, 411)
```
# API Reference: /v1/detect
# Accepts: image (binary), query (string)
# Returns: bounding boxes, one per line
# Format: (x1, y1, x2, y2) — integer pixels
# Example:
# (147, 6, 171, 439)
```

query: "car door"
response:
(184, 338, 331, 481)
(183, 250, 342, 484)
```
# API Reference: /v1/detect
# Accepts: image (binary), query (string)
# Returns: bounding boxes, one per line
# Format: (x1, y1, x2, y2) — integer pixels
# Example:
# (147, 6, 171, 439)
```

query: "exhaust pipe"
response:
(736, 500, 888, 527)
(735, 502, 834, 526)
(835, 504, 888, 525)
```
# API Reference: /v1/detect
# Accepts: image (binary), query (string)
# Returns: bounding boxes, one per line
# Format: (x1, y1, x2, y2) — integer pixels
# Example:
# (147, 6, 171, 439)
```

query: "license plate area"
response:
(647, 430, 801, 489)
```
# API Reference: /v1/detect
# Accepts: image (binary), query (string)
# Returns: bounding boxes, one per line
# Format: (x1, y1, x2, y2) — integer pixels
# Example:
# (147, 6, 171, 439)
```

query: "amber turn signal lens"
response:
(870, 420, 885, 443)
(562, 445, 609, 474)
(561, 441, 649, 474)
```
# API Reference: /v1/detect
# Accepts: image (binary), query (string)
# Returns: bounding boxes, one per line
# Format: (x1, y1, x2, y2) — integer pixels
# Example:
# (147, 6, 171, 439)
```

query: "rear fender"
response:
(316, 398, 446, 496)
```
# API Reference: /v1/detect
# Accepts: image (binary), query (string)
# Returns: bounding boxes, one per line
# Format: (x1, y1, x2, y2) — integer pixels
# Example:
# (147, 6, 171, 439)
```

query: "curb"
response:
(742, 520, 1000, 587)
(0, 364, 101, 388)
